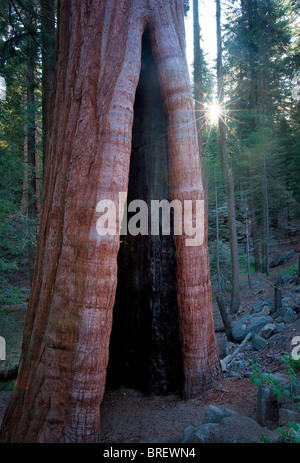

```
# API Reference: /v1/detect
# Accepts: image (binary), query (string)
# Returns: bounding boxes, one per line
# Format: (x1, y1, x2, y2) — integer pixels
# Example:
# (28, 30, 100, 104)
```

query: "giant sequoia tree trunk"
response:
(0, 0, 221, 443)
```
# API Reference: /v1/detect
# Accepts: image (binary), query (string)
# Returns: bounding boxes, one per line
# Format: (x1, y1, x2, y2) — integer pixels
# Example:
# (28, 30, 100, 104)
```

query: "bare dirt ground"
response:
(100, 378, 258, 443)
(0, 243, 299, 443)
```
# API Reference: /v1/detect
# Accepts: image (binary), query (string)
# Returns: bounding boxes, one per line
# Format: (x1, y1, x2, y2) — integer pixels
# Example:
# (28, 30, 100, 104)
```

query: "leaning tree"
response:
(0, 0, 222, 443)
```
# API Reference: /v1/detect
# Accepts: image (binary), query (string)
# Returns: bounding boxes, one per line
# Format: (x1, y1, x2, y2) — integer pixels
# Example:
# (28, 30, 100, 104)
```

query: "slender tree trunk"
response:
(262, 153, 270, 275)
(193, 0, 209, 218)
(216, 0, 240, 313)
(241, 0, 262, 274)
(41, 0, 56, 176)
(35, 136, 41, 217)
(35, 89, 41, 217)
(215, 171, 222, 294)
(250, 193, 261, 271)
(20, 95, 29, 215)
(26, 34, 38, 283)
(193, 0, 203, 153)
(274, 285, 282, 312)
(0, 0, 221, 443)
(245, 204, 252, 288)
(216, 294, 232, 342)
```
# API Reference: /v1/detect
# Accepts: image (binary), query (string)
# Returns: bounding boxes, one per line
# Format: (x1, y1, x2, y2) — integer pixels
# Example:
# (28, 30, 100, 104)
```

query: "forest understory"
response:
(0, 0, 299, 445)
(1, 228, 299, 444)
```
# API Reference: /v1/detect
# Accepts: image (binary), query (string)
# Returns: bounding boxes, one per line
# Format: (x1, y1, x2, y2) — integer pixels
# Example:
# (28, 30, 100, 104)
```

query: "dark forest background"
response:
(0, 0, 299, 310)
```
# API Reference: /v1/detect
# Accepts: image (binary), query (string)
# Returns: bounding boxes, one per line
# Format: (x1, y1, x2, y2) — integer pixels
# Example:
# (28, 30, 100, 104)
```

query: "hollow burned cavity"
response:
(106, 31, 184, 396)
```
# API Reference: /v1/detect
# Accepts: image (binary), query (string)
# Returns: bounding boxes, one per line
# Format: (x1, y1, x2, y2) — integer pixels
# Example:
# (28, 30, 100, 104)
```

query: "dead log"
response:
(216, 294, 233, 341)
(221, 332, 253, 371)
(274, 285, 282, 312)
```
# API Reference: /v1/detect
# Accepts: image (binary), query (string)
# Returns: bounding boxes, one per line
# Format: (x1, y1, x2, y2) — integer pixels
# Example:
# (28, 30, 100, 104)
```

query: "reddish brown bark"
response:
(0, 0, 222, 443)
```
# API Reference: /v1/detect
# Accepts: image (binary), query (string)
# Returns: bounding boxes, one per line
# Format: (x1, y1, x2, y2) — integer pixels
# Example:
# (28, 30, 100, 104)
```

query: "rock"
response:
(262, 299, 272, 308)
(273, 307, 295, 322)
(279, 373, 300, 401)
(181, 426, 199, 443)
(283, 308, 295, 323)
(248, 315, 273, 335)
(252, 334, 268, 351)
(280, 274, 296, 285)
(282, 297, 292, 307)
(279, 407, 300, 427)
(230, 360, 245, 372)
(292, 302, 300, 314)
(182, 423, 217, 443)
(273, 308, 285, 319)
(261, 306, 271, 315)
(183, 410, 279, 443)
(275, 323, 285, 333)
(225, 342, 237, 356)
(257, 386, 279, 428)
(210, 414, 279, 444)
(295, 286, 300, 293)
(203, 405, 236, 424)
(271, 251, 295, 268)
(231, 315, 251, 341)
(227, 371, 241, 378)
(251, 302, 262, 314)
(259, 323, 276, 339)
(231, 314, 273, 342)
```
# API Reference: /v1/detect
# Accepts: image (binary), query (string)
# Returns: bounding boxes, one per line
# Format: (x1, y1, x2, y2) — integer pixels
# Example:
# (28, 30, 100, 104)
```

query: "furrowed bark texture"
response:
(0, 0, 221, 443)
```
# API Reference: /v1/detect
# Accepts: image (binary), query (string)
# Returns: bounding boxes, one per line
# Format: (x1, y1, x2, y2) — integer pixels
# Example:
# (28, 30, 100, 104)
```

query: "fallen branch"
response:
(221, 332, 253, 371)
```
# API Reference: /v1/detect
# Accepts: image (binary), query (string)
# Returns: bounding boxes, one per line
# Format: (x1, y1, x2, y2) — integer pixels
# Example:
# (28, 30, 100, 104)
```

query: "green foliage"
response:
(272, 263, 299, 287)
(0, 82, 30, 306)
(0, 381, 15, 392)
(282, 353, 300, 375)
(209, 239, 232, 292)
(0, 0, 44, 304)
(0, 306, 25, 367)
(249, 356, 300, 443)
(277, 422, 300, 443)
(239, 254, 255, 274)
(0, 80, 32, 305)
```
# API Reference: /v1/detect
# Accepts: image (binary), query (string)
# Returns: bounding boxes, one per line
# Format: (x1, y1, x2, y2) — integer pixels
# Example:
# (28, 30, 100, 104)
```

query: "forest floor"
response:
(0, 241, 299, 443)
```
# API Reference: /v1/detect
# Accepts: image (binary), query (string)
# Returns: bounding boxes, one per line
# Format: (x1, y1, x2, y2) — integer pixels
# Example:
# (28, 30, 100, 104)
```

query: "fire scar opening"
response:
(106, 30, 184, 396)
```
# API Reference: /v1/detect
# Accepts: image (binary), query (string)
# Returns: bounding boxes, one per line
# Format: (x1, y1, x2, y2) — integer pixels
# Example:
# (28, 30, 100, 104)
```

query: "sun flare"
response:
(207, 101, 221, 125)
